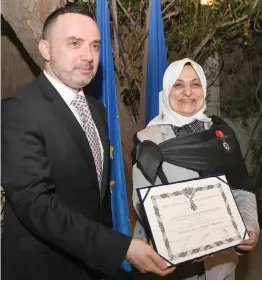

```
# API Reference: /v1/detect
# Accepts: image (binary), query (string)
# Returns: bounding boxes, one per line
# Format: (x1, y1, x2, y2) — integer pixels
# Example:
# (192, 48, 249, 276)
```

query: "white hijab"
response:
(147, 58, 211, 127)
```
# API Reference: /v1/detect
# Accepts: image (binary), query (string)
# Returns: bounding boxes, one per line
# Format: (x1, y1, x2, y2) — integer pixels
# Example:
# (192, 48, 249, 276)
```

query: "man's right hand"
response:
(125, 239, 176, 276)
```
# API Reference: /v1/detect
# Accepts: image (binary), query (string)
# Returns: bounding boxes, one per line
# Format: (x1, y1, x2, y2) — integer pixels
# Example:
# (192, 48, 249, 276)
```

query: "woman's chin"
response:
(176, 104, 205, 117)
(177, 109, 198, 117)
(180, 113, 195, 117)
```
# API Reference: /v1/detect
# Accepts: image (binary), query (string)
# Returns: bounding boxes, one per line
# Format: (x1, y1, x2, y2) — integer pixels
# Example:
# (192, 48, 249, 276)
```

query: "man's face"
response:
(42, 13, 100, 91)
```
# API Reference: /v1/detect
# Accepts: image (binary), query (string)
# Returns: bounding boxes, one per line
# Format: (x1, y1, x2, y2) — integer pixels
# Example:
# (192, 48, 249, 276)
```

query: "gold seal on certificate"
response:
(137, 175, 249, 267)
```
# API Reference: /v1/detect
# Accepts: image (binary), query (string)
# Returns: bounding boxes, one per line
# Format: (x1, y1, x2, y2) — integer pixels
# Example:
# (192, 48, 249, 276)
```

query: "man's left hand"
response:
(237, 231, 257, 251)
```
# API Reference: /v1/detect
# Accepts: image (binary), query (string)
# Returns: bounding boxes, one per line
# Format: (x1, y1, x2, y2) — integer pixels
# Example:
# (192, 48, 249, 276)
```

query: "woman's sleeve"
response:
(132, 133, 154, 240)
(132, 163, 152, 220)
(232, 189, 260, 240)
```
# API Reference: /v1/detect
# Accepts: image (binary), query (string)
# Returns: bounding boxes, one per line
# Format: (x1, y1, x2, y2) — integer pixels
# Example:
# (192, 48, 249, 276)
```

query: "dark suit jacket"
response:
(1, 73, 131, 280)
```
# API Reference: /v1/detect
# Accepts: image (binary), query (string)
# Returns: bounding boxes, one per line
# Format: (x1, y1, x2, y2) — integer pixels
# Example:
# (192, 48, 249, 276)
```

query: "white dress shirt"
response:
(43, 71, 104, 165)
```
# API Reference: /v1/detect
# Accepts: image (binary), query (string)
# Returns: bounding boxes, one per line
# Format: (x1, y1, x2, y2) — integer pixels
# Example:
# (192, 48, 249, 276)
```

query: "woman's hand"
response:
(237, 231, 257, 251)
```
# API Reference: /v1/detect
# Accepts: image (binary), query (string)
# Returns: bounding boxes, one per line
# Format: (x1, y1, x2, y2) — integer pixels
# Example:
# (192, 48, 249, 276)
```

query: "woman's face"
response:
(169, 64, 205, 117)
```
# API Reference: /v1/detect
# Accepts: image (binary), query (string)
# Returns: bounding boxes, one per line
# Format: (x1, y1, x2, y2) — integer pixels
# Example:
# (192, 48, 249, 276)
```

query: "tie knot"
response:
(71, 93, 87, 110)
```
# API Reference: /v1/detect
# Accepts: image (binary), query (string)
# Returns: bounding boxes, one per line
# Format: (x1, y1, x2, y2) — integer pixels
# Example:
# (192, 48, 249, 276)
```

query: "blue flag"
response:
(146, 0, 168, 124)
(96, 0, 132, 274)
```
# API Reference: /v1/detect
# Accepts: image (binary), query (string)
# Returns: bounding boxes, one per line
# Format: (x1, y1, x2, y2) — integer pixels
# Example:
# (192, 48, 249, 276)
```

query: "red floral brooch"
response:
(215, 130, 230, 151)
(215, 130, 224, 138)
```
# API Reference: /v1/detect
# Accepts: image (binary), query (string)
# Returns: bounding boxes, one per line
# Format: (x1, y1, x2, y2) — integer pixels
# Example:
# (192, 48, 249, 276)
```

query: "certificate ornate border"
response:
(151, 183, 242, 261)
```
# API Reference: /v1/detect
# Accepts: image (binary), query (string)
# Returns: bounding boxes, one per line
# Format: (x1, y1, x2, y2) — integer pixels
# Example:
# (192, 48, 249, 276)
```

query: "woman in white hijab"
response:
(132, 58, 259, 280)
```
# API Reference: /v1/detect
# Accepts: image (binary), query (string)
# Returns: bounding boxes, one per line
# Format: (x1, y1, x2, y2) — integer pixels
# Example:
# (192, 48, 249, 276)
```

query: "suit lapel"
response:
(36, 74, 99, 191)
(52, 95, 97, 169)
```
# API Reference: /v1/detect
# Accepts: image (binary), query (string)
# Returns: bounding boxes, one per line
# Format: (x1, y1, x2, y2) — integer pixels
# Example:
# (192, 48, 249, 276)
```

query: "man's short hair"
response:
(42, 5, 94, 39)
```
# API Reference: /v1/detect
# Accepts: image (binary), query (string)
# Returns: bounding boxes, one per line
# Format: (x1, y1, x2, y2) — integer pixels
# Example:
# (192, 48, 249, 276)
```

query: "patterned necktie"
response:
(71, 93, 102, 187)
(171, 119, 205, 137)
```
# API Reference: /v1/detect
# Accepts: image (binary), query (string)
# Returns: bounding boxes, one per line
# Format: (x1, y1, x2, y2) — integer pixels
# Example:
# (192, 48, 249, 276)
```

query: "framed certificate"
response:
(137, 175, 249, 267)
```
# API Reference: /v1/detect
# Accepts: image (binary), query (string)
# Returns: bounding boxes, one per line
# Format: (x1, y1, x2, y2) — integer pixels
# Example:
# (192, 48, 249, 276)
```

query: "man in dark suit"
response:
(1, 5, 175, 280)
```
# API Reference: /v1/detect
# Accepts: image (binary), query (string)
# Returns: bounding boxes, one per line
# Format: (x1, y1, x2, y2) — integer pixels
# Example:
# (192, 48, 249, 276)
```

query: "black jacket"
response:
(1, 73, 131, 280)
(133, 116, 253, 193)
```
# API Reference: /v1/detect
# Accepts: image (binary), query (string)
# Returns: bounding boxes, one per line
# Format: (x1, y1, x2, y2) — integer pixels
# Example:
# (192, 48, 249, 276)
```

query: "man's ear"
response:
(38, 39, 50, 61)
